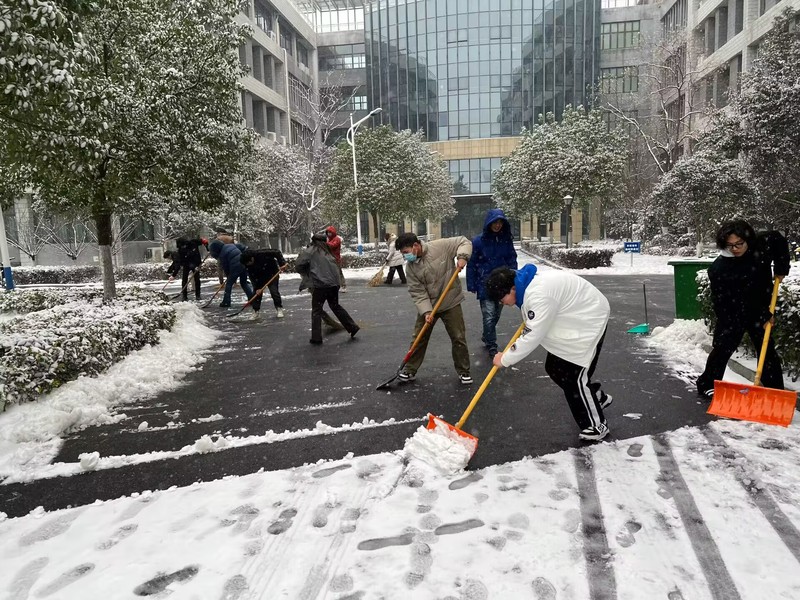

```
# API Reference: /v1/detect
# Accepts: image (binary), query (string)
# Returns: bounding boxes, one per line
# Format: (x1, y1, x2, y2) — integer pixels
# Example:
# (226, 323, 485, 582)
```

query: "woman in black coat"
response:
(696, 220, 791, 399)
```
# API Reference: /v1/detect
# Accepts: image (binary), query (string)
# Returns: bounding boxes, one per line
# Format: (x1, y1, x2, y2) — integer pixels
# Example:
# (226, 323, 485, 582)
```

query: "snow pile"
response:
(403, 419, 476, 474)
(79, 452, 100, 471)
(193, 435, 230, 453)
(0, 304, 218, 482)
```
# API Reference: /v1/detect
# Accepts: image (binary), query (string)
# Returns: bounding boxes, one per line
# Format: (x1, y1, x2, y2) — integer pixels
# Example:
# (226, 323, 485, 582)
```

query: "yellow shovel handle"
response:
(754, 277, 781, 387)
(455, 321, 526, 430)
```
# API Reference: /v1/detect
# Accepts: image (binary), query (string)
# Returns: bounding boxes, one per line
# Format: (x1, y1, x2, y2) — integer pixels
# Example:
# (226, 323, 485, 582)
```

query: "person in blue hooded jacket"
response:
(485, 265, 613, 441)
(466, 208, 518, 357)
(208, 239, 254, 308)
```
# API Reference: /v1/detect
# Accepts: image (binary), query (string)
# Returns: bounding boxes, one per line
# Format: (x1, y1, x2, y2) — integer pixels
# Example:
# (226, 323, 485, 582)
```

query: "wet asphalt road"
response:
(0, 268, 714, 517)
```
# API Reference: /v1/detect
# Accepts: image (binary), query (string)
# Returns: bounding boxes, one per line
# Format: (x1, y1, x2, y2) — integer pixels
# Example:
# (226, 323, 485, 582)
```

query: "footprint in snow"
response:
(312, 498, 340, 528)
(340, 508, 362, 534)
(561, 509, 581, 534)
(434, 519, 484, 536)
(97, 523, 138, 550)
(118, 494, 157, 521)
(20, 511, 83, 547)
(328, 573, 354, 593)
(449, 472, 483, 490)
(267, 508, 297, 535)
(220, 574, 248, 600)
(508, 513, 530, 530)
(417, 488, 438, 513)
(133, 565, 199, 596)
(405, 542, 433, 589)
(7, 556, 48, 600)
(36, 563, 94, 597)
(358, 532, 415, 551)
(548, 489, 569, 501)
(627, 443, 644, 458)
(532, 576, 557, 600)
(356, 460, 382, 479)
(474, 492, 489, 504)
(460, 578, 489, 600)
(487, 535, 507, 550)
(420, 513, 442, 531)
(312, 464, 352, 478)
(229, 504, 260, 534)
(615, 520, 643, 548)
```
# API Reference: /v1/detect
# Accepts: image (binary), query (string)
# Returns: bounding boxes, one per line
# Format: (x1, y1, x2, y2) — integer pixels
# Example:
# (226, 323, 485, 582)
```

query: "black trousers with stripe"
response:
(544, 329, 608, 431)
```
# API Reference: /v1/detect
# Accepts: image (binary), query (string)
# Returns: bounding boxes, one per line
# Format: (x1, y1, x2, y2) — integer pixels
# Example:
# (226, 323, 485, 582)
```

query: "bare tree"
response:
(5, 206, 48, 264)
(41, 216, 94, 261)
(289, 72, 360, 234)
(603, 30, 713, 177)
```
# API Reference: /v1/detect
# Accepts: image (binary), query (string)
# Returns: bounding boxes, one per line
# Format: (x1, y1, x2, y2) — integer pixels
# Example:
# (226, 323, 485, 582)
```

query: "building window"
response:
(254, 1, 272, 34)
(601, 0, 638, 8)
(348, 95, 368, 111)
(298, 45, 309, 68)
(280, 29, 293, 55)
(600, 66, 639, 93)
(662, 0, 688, 35)
(317, 8, 364, 33)
(601, 21, 640, 49)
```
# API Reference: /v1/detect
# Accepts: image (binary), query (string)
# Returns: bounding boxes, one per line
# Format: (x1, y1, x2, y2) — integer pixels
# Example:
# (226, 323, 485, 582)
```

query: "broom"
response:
(367, 264, 386, 287)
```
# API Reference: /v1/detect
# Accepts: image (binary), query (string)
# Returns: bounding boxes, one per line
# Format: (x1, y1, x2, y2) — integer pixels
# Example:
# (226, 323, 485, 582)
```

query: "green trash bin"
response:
(668, 259, 715, 319)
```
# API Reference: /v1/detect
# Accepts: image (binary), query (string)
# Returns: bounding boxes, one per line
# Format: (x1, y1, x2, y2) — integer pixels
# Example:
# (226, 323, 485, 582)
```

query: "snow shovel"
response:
(708, 278, 798, 427)
(627, 283, 649, 335)
(426, 321, 526, 456)
(201, 280, 226, 308)
(228, 265, 287, 318)
(376, 265, 463, 390)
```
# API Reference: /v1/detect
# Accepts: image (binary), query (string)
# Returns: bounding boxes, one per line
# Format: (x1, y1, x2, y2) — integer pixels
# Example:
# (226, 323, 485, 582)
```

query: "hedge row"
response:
(521, 242, 615, 269)
(9, 251, 390, 285)
(697, 272, 800, 380)
(0, 288, 176, 409)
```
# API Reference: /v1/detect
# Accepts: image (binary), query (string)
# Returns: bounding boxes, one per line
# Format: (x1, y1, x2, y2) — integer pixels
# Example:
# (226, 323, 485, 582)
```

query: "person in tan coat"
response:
(395, 232, 473, 384)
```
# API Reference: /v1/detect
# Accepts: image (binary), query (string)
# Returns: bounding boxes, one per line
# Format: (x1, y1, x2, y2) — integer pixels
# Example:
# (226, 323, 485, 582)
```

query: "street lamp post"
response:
(563, 194, 573, 249)
(346, 107, 383, 255)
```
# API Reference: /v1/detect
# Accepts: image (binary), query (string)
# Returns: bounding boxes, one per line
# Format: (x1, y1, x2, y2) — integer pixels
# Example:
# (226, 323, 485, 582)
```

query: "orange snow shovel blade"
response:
(708, 278, 797, 426)
(708, 380, 796, 427)
(425, 322, 527, 457)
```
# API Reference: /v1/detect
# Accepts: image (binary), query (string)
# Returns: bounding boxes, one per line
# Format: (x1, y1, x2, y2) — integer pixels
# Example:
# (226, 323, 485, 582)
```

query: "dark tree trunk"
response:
(93, 205, 116, 301)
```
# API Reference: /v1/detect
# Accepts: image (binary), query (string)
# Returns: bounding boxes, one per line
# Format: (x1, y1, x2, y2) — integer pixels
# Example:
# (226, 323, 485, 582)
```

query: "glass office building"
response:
(365, 0, 601, 142)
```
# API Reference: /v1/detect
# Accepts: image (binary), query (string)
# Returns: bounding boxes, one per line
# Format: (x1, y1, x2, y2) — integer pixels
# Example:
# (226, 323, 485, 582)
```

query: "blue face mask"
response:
(403, 253, 417, 263)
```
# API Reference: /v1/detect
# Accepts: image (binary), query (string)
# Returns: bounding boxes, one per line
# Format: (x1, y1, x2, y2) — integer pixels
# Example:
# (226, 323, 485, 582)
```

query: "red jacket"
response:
(326, 226, 342, 264)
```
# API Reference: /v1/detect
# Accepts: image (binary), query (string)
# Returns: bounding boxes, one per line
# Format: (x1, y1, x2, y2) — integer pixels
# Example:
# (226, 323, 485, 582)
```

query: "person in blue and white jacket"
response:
(485, 265, 613, 441)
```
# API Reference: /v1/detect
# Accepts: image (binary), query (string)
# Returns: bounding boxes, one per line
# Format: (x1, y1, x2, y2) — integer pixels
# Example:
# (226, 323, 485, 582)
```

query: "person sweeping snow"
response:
(485, 265, 613, 441)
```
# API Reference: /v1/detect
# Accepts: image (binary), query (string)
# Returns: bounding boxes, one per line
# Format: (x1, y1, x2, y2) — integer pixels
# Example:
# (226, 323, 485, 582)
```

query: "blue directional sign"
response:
(624, 241, 641, 253)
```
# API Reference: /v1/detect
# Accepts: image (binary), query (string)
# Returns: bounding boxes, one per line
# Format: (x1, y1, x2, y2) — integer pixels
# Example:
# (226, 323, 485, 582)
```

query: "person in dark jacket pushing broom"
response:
(696, 220, 790, 400)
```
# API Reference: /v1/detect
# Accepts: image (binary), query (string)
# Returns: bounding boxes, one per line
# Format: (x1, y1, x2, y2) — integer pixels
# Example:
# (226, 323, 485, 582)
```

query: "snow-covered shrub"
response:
(0, 289, 176, 409)
(522, 242, 614, 269)
(11, 265, 102, 285)
(697, 272, 800, 379)
(10, 260, 222, 285)
(276, 252, 386, 274)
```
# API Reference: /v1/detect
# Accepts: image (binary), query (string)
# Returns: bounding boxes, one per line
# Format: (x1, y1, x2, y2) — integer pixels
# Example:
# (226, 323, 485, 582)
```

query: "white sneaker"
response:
(459, 374, 473, 385)
(251, 311, 261, 321)
(600, 394, 613, 410)
(579, 422, 609, 441)
(398, 371, 416, 382)
(276, 308, 285, 318)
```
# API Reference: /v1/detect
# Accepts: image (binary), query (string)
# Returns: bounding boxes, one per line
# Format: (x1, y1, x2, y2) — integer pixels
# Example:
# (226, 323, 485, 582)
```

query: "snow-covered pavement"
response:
(2, 418, 800, 598)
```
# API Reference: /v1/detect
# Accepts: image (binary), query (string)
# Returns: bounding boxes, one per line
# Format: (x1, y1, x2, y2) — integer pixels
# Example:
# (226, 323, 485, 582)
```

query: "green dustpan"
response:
(626, 283, 649, 335)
